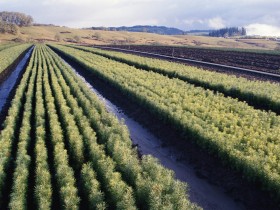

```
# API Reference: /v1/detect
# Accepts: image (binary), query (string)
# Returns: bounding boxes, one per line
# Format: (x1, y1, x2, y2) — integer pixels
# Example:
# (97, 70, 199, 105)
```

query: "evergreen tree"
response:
(209, 27, 246, 37)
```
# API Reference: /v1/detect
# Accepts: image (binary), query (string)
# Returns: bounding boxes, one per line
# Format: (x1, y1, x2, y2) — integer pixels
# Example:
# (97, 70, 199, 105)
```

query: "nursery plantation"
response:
(1, 42, 280, 209)
(51, 44, 280, 199)
(0, 44, 200, 210)
(0, 43, 31, 75)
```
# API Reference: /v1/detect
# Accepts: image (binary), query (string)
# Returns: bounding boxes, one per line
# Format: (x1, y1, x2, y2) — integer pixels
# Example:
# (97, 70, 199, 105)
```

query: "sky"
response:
(1, 0, 280, 36)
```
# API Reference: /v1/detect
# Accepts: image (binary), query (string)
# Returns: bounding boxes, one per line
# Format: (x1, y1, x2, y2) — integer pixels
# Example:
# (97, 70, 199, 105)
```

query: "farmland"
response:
(0, 44, 31, 82)
(97, 45, 280, 73)
(66, 45, 280, 113)
(51, 44, 280, 195)
(1, 25, 279, 50)
(0, 44, 199, 210)
(1, 42, 280, 210)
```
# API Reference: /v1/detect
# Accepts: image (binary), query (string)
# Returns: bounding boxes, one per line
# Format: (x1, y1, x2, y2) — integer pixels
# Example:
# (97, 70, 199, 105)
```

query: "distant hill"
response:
(90, 25, 185, 35)
(185, 30, 211, 36)
(0, 25, 277, 51)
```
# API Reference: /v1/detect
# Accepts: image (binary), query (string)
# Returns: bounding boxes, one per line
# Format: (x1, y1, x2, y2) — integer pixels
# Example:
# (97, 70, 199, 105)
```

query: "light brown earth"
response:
(0, 25, 279, 51)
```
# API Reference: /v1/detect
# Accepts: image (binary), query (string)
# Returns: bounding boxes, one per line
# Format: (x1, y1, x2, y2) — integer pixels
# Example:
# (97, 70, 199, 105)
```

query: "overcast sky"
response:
(1, 0, 280, 36)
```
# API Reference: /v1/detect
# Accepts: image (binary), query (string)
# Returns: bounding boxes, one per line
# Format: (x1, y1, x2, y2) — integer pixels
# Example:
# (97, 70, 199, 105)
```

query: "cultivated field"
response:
(0, 44, 200, 210)
(52, 44, 280, 196)
(0, 43, 31, 82)
(1, 42, 280, 209)
(0, 25, 279, 50)
(100, 45, 280, 73)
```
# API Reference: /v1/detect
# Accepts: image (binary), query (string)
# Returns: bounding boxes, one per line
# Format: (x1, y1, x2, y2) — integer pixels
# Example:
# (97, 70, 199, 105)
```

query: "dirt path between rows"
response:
(102, 45, 280, 74)
(0, 47, 33, 129)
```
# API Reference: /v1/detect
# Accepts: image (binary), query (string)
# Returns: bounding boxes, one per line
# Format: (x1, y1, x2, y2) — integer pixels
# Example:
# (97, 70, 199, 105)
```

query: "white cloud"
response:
(246, 23, 280, 37)
(0, 0, 280, 35)
(208, 17, 226, 29)
(183, 19, 204, 26)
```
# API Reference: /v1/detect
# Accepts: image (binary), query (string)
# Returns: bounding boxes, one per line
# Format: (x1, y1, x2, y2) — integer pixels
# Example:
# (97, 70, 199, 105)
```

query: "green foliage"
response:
(9, 52, 37, 209)
(52, 43, 280, 199)
(42, 46, 80, 209)
(0, 44, 201, 209)
(34, 52, 52, 209)
(71, 45, 280, 114)
(44, 45, 137, 209)
(0, 44, 31, 75)
(81, 163, 106, 210)
(48, 63, 85, 171)
(134, 155, 200, 209)
(209, 27, 246, 37)
(47, 45, 199, 209)
(0, 47, 35, 201)
(0, 43, 19, 51)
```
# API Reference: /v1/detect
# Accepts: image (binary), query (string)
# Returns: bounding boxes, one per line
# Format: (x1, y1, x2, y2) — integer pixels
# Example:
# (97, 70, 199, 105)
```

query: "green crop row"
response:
(44, 46, 136, 209)
(51, 44, 280, 199)
(9, 47, 37, 209)
(70, 45, 280, 113)
(0, 43, 19, 51)
(45, 45, 199, 209)
(33, 48, 52, 210)
(0, 46, 35, 203)
(80, 163, 106, 210)
(0, 43, 31, 75)
(0, 44, 200, 209)
(42, 45, 80, 209)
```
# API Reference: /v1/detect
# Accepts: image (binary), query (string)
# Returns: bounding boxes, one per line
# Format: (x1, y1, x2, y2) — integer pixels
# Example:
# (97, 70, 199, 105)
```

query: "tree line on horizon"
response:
(90, 25, 186, 35)
(0, 11, 33, 35)
(209, 27, 246, 37)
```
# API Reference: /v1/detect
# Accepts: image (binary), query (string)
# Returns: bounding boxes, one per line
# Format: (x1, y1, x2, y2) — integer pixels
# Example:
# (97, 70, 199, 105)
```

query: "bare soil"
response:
(94, 45, 280, 83)
(102, 45, 280, 74)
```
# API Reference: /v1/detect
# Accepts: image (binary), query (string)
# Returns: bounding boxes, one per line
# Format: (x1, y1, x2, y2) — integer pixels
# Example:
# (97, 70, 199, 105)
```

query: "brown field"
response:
(0, 25, 279, 51)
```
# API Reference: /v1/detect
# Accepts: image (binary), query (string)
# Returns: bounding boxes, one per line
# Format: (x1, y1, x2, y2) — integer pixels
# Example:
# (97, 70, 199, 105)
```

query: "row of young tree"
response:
(0, 44, 31, 74)
(53, 44, 280, 199)
(0, 11, 33, 34)
(209, 27, 246, 37)
(46, 45, 198, 209)
(0, 44, 200, 209)
(71, 45, 280, 114)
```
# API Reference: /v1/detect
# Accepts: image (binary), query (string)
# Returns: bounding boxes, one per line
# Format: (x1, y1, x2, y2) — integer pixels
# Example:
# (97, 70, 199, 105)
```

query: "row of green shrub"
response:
(33, 48, 52, 209)
(46, 45, 199, 209)
(0, 43, 19, 51)
(0, 46, 35, 204)
(52, 44, 280, 199)
(1, 44, 200, 209)
(71, 45, 280, 113)
(42, 45, 80, 209)
(8, 47, 37, 209)
(44, 46, 135, 209)
(0, 43, 31, 75)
